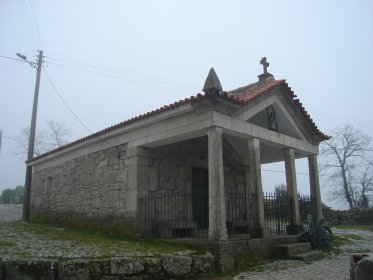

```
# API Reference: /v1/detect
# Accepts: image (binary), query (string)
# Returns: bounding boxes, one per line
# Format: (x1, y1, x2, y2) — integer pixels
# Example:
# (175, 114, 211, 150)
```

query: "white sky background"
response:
(1, 0, 372, 210)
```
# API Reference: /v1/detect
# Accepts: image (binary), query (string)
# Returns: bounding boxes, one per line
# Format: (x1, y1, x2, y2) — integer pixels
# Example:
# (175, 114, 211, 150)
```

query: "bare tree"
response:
(14, 120, 72, 159)
(357, 164, 373, 209)
(320, 124, 373, 208)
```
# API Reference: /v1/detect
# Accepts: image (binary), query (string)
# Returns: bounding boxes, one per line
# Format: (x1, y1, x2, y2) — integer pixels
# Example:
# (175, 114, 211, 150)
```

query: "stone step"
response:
(273, 242, 312, 257)
(290, 250, 323, 262)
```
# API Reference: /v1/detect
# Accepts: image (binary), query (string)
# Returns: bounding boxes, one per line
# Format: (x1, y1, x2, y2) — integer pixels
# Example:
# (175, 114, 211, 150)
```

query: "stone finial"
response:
(260, 57, 269, 74)
(203, 68, 223, 94)
(258, 57, 274, 82)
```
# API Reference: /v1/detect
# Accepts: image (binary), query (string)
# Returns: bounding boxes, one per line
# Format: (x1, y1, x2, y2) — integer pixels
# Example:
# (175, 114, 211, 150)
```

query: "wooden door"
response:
(192, 168, 208, 229)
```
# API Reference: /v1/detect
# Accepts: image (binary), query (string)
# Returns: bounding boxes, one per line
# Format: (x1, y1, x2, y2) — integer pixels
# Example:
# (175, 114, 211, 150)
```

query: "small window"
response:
(45, 176, 53, 193)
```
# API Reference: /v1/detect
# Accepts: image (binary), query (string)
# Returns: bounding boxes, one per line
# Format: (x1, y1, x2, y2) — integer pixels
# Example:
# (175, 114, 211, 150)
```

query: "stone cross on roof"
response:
(260, 57, 269, 74)
(203, 67, 223, 94)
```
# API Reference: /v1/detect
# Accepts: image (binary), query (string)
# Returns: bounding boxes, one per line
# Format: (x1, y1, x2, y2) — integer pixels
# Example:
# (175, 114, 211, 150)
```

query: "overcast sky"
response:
(1, 0, 372, 209)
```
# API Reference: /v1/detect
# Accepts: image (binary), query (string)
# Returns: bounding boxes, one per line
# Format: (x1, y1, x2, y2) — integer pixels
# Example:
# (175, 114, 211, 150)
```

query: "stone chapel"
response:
(28, 58, 329, 241)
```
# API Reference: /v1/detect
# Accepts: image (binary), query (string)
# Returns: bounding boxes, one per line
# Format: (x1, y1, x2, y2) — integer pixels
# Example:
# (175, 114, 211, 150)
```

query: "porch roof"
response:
(28, 77, 329, 164)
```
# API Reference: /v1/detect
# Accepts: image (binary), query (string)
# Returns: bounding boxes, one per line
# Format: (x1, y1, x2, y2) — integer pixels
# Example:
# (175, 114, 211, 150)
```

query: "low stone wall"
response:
(323, 207, 373, 225)
(0, 252, 214, 280)
(171, 235, 299, 273)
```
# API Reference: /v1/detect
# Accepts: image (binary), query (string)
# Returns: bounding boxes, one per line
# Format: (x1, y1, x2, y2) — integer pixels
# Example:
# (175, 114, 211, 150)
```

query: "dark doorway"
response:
(192, 168, 208, 229)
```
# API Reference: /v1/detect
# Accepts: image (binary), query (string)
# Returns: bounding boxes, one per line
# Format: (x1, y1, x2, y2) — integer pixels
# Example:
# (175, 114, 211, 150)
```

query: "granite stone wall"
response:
(30, 136, 248, 233)
(30, 144, 129, 228)
(137, 136, 246, 196)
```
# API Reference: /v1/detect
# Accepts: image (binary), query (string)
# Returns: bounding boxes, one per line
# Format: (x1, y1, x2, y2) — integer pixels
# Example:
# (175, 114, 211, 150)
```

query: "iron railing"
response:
(263, 192, 312, 235)
(263, 192, 289, 235)
(144, 192, 208, 239)
(143, 191, 311, 238)
(225, 192, 252, 237)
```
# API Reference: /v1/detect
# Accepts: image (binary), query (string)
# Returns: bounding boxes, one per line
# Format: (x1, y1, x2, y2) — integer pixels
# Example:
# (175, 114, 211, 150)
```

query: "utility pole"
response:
(18, 50, 44, 221)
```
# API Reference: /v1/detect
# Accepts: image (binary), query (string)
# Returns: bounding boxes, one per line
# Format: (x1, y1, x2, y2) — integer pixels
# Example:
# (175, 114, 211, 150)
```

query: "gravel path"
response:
(1, 204, 372, 279)
(233, 228, 373, 280)
(0, 204, 23, 222)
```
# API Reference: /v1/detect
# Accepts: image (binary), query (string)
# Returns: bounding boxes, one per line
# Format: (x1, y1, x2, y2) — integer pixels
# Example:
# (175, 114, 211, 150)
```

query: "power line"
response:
(42, 67, 120, 152)
(48, 53, 195, 89)
(17, 0, 37, 51)
(46, 60, 193, 95)
(28, 0, 43, 49)
(262, 168, 311, 177)
(2, 134, 18, 140)
(42, 67, 93, 135)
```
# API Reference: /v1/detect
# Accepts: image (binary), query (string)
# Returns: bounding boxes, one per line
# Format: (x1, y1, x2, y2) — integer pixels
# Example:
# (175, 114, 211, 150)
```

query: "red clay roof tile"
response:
(29, 79, 329, 163)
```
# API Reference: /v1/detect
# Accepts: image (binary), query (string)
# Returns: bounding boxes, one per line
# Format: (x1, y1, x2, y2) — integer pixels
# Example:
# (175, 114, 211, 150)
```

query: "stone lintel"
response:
(212, 111, 319, 155)
(207, 126, 228, 241)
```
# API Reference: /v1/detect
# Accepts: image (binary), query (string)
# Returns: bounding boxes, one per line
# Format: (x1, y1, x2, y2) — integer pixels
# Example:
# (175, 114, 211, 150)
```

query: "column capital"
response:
(207, 126, 223, 134)
(248, 137, 260, 150)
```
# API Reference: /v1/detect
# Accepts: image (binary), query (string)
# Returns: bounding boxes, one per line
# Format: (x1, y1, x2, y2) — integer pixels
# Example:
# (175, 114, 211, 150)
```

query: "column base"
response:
(286, 224, 303, 235)
(251, 226, 271, 238)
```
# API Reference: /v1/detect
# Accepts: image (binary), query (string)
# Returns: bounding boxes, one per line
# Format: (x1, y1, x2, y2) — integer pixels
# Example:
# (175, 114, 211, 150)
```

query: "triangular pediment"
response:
(233, 88, 313, 142)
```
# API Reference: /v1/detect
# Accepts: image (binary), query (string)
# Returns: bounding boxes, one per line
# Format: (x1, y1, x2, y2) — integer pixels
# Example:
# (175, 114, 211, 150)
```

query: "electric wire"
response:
(2, 134, 18, 140)
(46, 60, 193, 95)
(0, 55, 28, 63)
(262, 168, 312, 177)
(42, 67, 93, 134)
(47, 57, 196, 90)
(45, 52, 197, 89)
(42, 67, 120, 152)
(28, 0, 43, 49)
(17, 0, 38, 52)
(2, 52, 373, 136)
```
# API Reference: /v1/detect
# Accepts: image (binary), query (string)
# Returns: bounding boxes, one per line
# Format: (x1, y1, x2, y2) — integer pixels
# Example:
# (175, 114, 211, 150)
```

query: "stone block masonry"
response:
(30, 144, 133, 230)
(0, 252, 215, 280)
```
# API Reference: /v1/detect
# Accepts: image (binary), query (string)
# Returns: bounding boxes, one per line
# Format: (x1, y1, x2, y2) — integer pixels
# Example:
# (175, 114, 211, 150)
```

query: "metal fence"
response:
(144, 192, 208, 239)
(263, 192, 312, 235)
(143, 191, 311, 239)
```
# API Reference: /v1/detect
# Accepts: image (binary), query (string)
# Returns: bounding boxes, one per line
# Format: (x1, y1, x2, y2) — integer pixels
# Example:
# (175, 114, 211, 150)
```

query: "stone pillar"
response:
(283, 148, 302, 234)
(207, 127, 228, 241)
(248, 138, 268, 238)
(308, 154, 323, 225)
(127, 147, 140, 218)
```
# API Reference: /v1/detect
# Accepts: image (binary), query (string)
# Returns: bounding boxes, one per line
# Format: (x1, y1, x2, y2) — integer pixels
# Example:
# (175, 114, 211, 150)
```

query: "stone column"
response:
(283, 148, 302, 234)
(308, 154, 323, 225)
(207, 126, 228, 241)
(127, 146, 140, 218)
(248, 138, 268, 238)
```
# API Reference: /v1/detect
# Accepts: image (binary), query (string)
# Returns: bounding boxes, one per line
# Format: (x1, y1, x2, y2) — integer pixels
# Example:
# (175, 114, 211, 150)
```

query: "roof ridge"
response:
(29, 79, 329, 163)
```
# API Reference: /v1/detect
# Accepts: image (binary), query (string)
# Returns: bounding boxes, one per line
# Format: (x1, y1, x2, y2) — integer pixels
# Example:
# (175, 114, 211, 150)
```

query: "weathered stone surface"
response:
(192, 253, 214, 273)
(5, 260, 51, 280)
(207, 127, 228, 241)
(110, 258, 144, 276)
(144, 258, 162, 274)
(89, 259, 111, 278)
(162, 255, 192, 278)
(218, 254, 234, 273)
(203, 67, 223, 93)
(57, 260, 90, 280)
(352, 253, 373, 280)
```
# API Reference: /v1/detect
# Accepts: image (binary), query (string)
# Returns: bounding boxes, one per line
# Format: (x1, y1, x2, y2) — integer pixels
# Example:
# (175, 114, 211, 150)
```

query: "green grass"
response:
(334, 224, 373, 232)
(325, 231, 365, 255)
(0, 221, 192, 256)
(0, 241, 15, 247)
